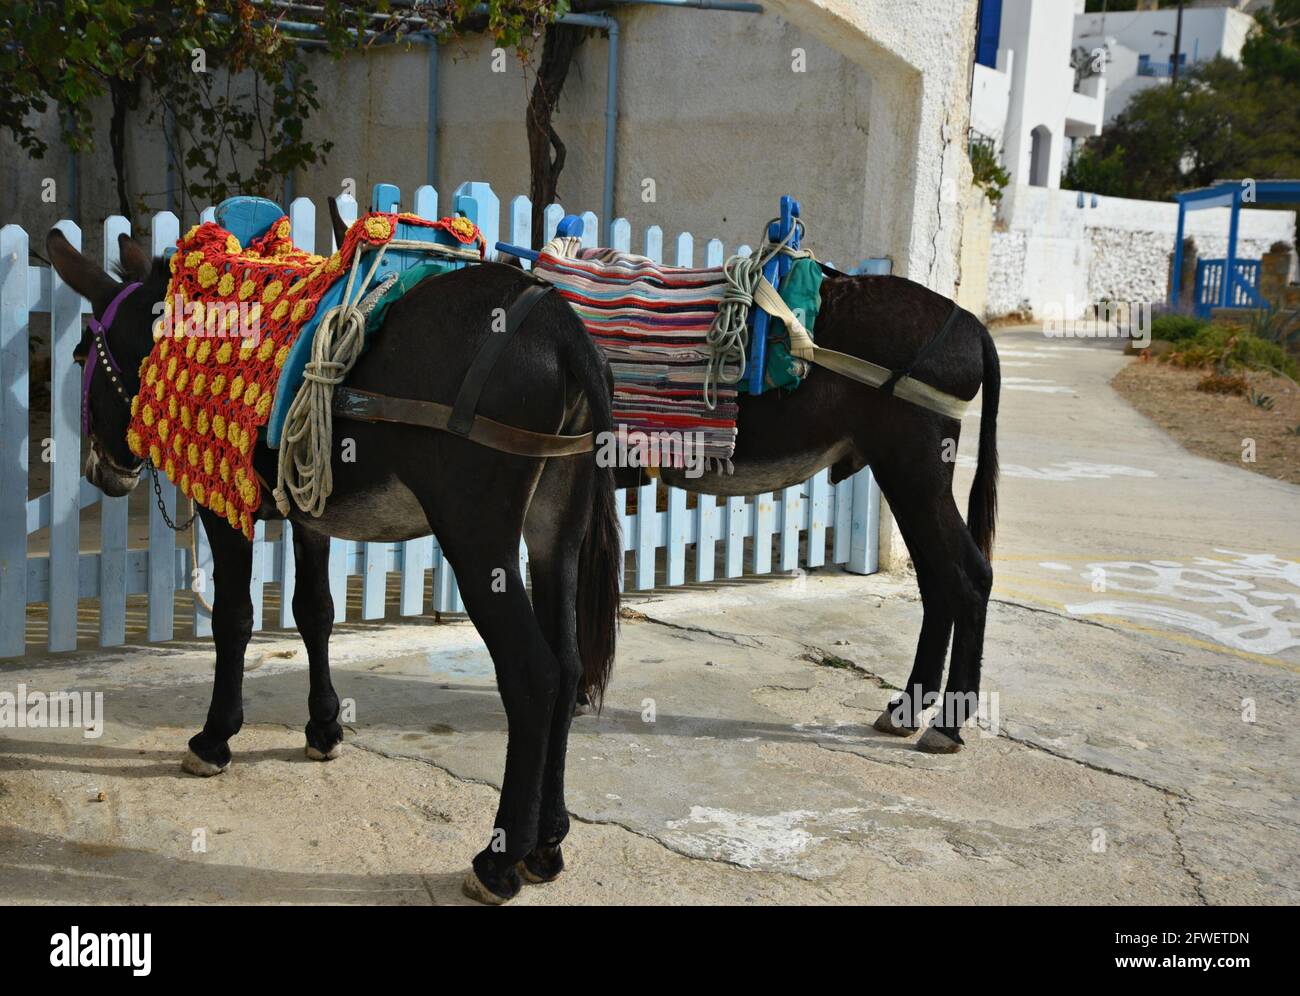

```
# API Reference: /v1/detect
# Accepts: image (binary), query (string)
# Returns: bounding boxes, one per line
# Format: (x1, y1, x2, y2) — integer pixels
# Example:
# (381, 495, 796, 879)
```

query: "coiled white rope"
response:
(273, 244, 393, 517)
(703, 218, 808, 409)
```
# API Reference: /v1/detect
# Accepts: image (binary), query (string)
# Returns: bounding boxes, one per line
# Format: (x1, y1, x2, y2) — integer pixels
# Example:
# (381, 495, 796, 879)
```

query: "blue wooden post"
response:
(611, 218, 632, 253)
(0, 224, 29, 657)
(544, 203, 566, 242)
(705, 239, 724, 268)
(779, 483, 801, 572)
(747, 196, 800, 395)
(372, 182, 401, 214)
(724, 497, 745, 578)
(832, 477, 852, 564)
(328, 538, 348, 623)
(635, 476, 657, 590)
(147, 211, 180, 642)
(508, 195, 532, 267)
(249, 519, 266, 631)
(847, 468, 880, 574)
(48, 221, 84, 650)
(361, 539, 386, 620)
(752, 490, 774, 574)
(1169, 200, 1186, 308)
(454, 181, 500, 260)
(644, 225, 663, 263)
(101, 216, 132, 645)
(806, 469, 830, 569)
(274, 521, 292, 631)
(289, 197, 315, 252)
(579, 210, 599, 249)
(413, 185, 439, 221)
(333, 193, 358, 253)
(615, 488, 629, 592)
(1223, 186, 1241, 309)
(401, 536, 431, 616)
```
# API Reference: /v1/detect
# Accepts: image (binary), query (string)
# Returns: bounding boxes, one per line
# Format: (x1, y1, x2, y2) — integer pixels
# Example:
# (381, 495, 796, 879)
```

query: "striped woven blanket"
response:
(534, 239, 736, 471)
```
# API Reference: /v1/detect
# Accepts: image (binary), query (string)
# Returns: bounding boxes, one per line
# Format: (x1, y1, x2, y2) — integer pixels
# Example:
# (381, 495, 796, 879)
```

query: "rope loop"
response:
(703, 218, 809, 409)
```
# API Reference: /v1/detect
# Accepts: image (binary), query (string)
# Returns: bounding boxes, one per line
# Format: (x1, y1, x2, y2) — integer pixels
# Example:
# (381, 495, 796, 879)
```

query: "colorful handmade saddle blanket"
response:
(126, 205, 482, 539)
(534, 239, 738, 472)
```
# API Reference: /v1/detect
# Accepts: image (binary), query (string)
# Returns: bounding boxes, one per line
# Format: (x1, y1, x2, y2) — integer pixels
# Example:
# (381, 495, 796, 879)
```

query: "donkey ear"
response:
(327, 196, 350, 248)
(117, 233, 152, 283)
(46, 228, 119, 309)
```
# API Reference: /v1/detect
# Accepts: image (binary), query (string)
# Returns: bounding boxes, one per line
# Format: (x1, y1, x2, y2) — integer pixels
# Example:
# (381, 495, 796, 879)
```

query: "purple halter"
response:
(81, 281, 142, 435)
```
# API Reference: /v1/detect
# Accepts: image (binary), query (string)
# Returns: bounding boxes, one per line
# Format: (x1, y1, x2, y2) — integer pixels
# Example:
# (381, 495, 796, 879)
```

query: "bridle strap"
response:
(82, 281, 142, 434)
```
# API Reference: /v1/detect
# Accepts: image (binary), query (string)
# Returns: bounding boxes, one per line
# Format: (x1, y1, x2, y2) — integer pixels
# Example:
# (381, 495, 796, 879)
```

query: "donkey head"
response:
(46, 230, 168, 497)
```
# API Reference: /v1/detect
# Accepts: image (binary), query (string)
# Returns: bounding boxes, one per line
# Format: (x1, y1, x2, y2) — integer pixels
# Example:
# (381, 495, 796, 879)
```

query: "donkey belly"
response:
(300, 474, 432, 542)
(661, 441, 852, 496)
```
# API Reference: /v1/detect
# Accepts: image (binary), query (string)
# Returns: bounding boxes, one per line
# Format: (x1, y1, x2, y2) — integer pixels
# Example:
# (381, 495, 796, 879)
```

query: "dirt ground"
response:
(1112, 360, 1300, 486)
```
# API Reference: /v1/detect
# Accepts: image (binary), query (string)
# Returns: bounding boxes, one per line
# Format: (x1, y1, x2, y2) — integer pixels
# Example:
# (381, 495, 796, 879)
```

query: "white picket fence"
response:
(0, 179, 879, 659)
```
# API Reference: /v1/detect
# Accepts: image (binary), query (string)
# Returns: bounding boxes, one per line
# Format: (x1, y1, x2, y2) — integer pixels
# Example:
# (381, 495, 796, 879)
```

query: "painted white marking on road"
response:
(1065, 550, 1300, 655)
(1039, 562, 1072, 571)
(1002, 376, 1074, 394)
(958, 455, 1157, 481)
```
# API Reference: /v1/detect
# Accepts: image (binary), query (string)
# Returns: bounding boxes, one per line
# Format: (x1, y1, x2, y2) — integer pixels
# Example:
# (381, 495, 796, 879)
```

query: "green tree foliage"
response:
(1, 1, 567, 222)
(1064, 42, 1300, 201)
(969, 137, 1010, 204)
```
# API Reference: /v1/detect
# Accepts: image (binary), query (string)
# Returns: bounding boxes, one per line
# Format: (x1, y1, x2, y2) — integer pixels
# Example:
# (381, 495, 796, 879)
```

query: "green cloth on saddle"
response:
(740, 256, 823, 394)
(365, 259, 458, 333)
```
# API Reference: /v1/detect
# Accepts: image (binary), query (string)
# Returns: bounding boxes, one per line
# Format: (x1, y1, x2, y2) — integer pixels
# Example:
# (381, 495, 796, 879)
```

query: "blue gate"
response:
(1193, 258, 1263, 318)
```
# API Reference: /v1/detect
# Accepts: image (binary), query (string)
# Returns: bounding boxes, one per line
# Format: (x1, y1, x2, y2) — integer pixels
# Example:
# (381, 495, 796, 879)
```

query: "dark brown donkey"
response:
(48, 229, 622, 905)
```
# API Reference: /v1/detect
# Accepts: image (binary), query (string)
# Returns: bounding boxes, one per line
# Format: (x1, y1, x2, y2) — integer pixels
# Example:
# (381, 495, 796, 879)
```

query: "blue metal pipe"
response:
(427, 40, 439, 191)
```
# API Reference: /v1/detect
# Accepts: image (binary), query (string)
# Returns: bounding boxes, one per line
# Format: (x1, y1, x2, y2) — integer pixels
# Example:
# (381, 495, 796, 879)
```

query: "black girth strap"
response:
(448, 280, 554, 436)
(880, 302, 963, 397)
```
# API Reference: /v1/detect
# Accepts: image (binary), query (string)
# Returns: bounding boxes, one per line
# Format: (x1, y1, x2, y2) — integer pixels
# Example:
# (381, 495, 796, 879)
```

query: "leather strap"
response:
(334, 386, 594, 458)
(880, 302, 962, 397)
(448, 281, 553, 436)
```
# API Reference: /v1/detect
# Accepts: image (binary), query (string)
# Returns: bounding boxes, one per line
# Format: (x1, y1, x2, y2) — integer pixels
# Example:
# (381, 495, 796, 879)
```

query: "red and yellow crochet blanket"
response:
(126, 211, 484, 539)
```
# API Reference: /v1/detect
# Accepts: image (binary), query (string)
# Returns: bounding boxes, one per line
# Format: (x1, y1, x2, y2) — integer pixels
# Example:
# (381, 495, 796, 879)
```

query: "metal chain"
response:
(147, 460, 198, 531)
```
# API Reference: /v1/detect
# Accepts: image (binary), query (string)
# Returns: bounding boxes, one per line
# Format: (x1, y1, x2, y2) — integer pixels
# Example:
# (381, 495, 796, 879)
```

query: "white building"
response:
(1073, 2, 1256, 123)
(971, 0, 1106, 189)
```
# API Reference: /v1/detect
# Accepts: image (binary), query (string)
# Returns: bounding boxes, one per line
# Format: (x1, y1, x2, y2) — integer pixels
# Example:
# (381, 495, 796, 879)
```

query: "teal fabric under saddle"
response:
(738, 256, 823, 395)
(208, 196, 471, 448)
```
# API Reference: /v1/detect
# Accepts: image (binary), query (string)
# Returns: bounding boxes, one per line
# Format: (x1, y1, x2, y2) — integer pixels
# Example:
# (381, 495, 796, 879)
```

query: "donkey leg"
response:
(869, 466, 959, 738)
(517, 459, 590, 883)
(440, 535, 564, 904)
(919, 535, 994, 754)
(873, 549, 954, 737)
(183, 509, 254, 776)
(290, 524, 343, 761)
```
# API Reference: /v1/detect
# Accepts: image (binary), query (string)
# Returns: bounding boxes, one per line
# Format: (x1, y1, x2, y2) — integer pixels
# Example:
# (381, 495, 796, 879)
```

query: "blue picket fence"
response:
(0, 179, 880, 659)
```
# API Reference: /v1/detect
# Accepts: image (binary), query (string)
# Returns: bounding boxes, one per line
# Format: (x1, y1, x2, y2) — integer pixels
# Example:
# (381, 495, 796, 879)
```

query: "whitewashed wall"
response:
(984, 184, 1296, 319)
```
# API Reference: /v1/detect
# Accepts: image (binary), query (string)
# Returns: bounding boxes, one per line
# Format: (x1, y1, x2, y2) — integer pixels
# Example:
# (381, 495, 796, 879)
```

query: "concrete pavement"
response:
(1, 328, 1296, 904)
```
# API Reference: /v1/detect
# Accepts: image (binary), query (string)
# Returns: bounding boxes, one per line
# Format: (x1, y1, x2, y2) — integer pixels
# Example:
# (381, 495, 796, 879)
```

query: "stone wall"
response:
(987, 229, 1029, 316)
(981, 184, 1296, 319)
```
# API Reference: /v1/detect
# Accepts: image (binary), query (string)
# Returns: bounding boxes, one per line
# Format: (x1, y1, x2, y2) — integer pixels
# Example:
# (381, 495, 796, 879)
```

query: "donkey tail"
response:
(967, 323, 1000, 560)
(565, 329, 622, 709)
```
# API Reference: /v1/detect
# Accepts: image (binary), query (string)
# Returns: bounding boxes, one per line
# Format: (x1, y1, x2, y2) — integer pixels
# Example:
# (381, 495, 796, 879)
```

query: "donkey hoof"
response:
(305, 742, 342, 761)
(916, 726, 964, 754)
(181, 749, 230, 777)
(517, 845, 564, 884)
(872, 706, 919, 737)
(462, 869, 515, 905)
